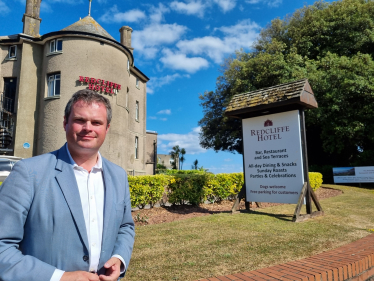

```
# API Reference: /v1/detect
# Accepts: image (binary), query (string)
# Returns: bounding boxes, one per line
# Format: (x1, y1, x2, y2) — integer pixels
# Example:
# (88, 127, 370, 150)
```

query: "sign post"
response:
(225, 79, 323, 222)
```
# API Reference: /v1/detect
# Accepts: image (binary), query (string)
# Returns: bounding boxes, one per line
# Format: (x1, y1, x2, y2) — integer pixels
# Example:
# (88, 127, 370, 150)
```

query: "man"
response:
(0, 90, 135, 281)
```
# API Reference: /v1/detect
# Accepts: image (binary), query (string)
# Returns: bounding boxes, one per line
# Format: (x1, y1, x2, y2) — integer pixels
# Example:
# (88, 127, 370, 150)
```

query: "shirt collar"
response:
(65, 143, 103, 170)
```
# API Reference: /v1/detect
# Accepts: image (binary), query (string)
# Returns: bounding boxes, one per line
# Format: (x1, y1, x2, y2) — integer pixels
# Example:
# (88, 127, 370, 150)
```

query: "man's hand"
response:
(61, 271, 100, 281)
(99, 257, 122, 281)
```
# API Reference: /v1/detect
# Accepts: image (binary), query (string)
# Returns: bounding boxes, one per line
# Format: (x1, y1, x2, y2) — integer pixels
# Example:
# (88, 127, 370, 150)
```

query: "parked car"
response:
(0, 156, 22, 181)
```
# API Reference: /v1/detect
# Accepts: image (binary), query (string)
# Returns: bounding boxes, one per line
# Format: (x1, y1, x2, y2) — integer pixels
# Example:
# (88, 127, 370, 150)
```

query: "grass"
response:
(123, 185, 374, 281)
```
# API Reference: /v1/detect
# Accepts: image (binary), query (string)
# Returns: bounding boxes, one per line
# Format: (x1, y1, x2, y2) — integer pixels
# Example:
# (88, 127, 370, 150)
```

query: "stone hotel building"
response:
(0, 0, 157, 175)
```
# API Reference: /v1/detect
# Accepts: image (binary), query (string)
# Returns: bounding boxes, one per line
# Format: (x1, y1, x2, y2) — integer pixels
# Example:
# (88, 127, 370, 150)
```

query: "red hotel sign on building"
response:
(79, 76, 121, 95)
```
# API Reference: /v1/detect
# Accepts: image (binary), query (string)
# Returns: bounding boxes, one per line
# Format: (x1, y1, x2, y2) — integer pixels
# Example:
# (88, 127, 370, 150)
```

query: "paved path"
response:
(196, 234, 374, 281)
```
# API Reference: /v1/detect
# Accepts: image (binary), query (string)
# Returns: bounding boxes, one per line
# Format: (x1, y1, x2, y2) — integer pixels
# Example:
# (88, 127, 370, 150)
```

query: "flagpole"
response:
(88, 0, 92, 16)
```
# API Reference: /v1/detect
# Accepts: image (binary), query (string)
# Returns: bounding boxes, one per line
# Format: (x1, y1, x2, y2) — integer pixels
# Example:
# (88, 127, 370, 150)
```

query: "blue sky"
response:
(0, 0, 332, 173)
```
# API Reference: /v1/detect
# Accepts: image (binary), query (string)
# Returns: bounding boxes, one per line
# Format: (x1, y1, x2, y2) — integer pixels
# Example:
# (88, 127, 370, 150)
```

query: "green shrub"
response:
(309, 172, 323, 191)
(155, 169, 168, 174)
(207, 173, 244, 203)
(167, 174, 213, 205)
(128, 175, 170, 208)
(157, 163, 167, 169)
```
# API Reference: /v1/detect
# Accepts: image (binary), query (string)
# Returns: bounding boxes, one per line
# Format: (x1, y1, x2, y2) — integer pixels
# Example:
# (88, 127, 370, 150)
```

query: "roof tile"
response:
(225, 79, 316, 115)
(61, 16, 114, 40)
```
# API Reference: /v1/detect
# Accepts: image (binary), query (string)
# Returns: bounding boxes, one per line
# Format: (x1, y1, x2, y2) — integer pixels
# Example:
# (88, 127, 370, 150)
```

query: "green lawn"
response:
(123, 185, 374, 281)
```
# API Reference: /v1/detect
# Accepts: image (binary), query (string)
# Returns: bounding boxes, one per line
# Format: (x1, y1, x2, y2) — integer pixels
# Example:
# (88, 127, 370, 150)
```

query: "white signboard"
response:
(333, 167, 374, 183)
(242, 110, 304, 204)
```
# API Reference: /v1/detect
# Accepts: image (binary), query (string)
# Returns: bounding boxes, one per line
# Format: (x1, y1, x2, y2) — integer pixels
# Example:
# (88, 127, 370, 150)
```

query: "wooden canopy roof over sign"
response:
(225, 79, 318, 119)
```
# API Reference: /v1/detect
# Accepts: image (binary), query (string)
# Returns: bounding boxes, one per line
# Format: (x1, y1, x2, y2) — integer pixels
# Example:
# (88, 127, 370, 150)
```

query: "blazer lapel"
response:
(101, 160, 115, 255)
(55, 145, 89, 252)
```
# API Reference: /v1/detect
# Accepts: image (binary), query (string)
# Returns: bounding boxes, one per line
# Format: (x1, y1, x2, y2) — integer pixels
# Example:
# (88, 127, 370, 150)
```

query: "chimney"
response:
(22, 0, 42, 37)
(119, 26, 134, 53)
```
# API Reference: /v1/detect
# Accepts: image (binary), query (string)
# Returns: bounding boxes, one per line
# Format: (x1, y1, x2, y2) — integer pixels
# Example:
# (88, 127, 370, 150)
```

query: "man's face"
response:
(63, 100, 110, 156)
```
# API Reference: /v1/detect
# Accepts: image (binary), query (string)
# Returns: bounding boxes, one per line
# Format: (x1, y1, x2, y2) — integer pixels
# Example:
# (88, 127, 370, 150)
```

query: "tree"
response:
(157, 163, 166, 169)
(180, 148, 186, 169)
(192, 159, 199, 170)
(169, 145, 187, 170)
(169, 145, 180, 170)
(199, 0, 374, 167)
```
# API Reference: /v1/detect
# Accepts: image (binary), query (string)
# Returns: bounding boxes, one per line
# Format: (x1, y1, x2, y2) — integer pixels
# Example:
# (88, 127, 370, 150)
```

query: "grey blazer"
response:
(0, 144, 135, 281)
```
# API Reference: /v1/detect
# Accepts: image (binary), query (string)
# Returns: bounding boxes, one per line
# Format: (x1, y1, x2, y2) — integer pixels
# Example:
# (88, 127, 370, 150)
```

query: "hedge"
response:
(167, 174, 213, 205)
(156, 169, 207, 175)
(128, 172, 322, 208)
(128, 175, 171, 209)
(206, 173, 244, 203)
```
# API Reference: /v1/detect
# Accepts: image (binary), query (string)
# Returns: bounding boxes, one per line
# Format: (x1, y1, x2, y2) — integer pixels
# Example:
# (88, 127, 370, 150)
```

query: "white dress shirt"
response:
(50, 145, 125, 281)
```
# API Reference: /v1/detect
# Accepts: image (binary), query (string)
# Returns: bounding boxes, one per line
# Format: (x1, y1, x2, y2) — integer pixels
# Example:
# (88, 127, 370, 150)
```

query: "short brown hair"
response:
(64, 89, 112, 125)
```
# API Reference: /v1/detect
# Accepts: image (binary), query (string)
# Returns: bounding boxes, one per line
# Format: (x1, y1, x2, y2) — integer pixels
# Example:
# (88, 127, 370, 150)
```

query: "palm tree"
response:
(169, 145, 180, 170)
(180, 148, 186, 169)
(192, 159, 198, 170)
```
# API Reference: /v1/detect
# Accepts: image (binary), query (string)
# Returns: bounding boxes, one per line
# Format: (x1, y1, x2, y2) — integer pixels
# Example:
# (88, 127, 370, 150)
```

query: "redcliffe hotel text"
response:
(251, 126, 290, 141)
(79, 76, 121, 95)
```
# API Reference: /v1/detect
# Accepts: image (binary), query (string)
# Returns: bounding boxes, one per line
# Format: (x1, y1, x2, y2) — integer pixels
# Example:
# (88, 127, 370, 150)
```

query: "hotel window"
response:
(135, 101, 139, 121)
(8, 45, 17, 58)
(49, 39, 63, 53)
(135, 137, 138, 159)
(136, 77, 139, 89)
(47, 73, 61, 97)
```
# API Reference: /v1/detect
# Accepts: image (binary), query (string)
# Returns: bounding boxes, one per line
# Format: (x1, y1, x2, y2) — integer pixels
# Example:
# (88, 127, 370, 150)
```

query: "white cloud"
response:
(149, 3, 170, 23)
(207, 164, 243, 173)
(160, 49, 209, 73)
(100, 6, 146, 23)
(176, 19, 260, 63)
(213, 0, 236, 12)
(16, 0, 82, 9)
(216, 18, 260, 35)
(268, 0, 282, 7)
(147, 87, 155, 94)
(132, 23, 187, 59)
(245, 0, 282, 7)
(158, 127, 206, 155)
(47, 0, 83, 4)
(40, 1, 52, 13)
(177, 36, 230, 63)
(157, 109, 172, 115)
(147, 73, 190, 94)
(139, 47, 159, 60)
(170, 0, 206, 17)
(224, 158, 233, 162)
(160, 118, 168, 121)
(0, 0, 10, 13)
(149, 116, 157, 120)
